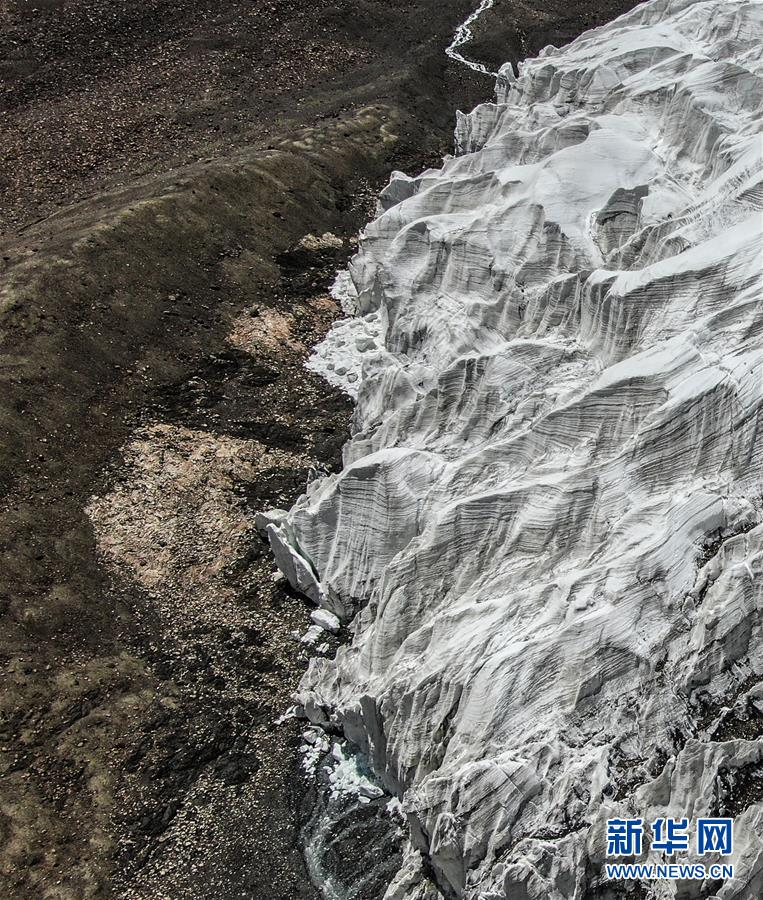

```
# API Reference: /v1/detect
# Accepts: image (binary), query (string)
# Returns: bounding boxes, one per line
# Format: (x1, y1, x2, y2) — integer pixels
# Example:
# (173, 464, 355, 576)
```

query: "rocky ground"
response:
(0, 1, 639, 898)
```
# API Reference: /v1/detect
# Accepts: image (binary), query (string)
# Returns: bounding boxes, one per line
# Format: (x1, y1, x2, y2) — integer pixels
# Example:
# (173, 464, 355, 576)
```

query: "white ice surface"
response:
(311, 608, 342, 634)
(272, 0, 763, 896)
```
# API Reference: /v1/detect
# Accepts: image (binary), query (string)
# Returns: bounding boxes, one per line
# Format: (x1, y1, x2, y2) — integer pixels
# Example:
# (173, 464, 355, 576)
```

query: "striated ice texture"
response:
(270, 0, 763, 896)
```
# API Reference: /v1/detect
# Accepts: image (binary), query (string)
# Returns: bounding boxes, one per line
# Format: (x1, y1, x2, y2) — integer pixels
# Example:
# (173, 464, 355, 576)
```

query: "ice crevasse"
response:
(268, 0, 763, 896)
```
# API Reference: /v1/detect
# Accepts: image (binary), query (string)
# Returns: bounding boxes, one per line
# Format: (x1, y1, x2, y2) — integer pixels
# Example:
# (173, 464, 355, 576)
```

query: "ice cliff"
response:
(269, 0, 763, 896)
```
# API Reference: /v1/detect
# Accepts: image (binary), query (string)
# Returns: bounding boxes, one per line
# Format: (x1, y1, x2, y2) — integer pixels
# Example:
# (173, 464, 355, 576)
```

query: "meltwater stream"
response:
(301, 751, 405, 900)
(444, 0, 499, 76)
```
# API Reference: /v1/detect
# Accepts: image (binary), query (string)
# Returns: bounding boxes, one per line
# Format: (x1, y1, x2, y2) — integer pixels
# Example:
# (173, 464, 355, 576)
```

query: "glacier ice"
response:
(312, 608, 342, 634)
(272, 0, 763, 896)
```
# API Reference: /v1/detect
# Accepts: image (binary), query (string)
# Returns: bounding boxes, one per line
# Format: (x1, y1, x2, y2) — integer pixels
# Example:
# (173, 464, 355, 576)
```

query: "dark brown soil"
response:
(0, 0, 488, 237)
(0, 2, 640, 898)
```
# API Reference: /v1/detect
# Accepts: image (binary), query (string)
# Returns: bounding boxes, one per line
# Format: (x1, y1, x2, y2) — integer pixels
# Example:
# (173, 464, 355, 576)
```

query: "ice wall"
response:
(271, 0, 763, 896)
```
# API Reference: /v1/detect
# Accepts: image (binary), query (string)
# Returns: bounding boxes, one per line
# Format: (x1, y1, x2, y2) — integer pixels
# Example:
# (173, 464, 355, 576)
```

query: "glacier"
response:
(269, 0, 763, 897)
